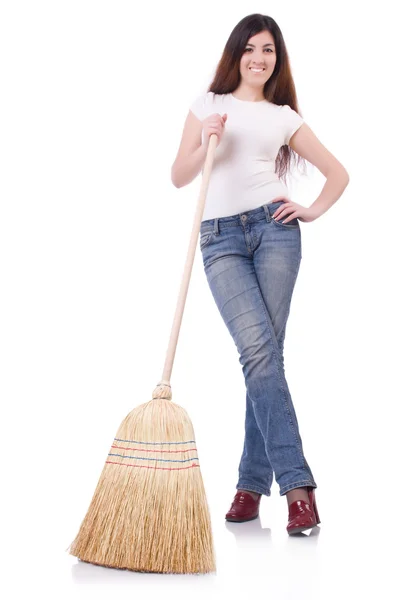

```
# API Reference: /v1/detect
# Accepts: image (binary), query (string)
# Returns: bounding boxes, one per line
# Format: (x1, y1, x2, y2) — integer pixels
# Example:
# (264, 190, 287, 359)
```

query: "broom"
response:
(67, 134, 219, 574)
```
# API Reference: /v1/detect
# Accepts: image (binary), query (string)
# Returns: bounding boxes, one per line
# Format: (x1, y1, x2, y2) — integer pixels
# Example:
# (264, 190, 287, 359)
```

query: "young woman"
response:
(171, 13, 349, 534)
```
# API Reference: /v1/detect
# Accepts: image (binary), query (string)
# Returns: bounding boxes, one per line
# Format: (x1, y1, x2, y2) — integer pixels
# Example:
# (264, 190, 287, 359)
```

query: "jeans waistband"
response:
(200, 200, 286, 234)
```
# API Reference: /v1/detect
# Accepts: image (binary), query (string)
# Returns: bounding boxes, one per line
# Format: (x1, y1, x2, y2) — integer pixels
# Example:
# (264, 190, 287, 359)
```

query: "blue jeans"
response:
(199, 200, 317, 497)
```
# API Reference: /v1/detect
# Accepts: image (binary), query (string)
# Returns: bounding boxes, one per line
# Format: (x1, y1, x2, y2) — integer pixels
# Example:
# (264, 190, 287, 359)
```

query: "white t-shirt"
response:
(189, 91, 304, 221)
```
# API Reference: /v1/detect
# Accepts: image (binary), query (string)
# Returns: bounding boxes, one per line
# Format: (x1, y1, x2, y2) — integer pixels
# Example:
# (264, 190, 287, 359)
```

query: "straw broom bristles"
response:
(67, 381, 216, 574)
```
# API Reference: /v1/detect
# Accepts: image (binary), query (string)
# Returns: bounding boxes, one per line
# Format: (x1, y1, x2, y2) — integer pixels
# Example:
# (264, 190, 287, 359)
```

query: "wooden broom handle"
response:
(159, 134, 218, 386)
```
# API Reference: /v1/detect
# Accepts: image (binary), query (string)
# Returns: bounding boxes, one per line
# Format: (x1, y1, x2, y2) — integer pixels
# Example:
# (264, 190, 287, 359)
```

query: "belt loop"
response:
(214, 218, 219, 234)
(262, 203, 271, 223)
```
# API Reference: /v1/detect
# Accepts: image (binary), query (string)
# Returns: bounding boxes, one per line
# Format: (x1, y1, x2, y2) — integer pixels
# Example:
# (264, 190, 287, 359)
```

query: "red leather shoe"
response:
(286, 487, 321, 535)
(225, 490, 261, 522)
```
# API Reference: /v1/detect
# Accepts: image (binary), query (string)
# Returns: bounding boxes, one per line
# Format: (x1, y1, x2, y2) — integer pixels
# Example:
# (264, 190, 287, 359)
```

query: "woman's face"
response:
(239, 30, 277, 88)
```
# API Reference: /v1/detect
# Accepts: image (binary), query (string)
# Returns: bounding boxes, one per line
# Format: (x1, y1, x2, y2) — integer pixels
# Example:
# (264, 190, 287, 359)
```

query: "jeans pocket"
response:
(271, 216, 300, 229)
(200, 231, 214, 250)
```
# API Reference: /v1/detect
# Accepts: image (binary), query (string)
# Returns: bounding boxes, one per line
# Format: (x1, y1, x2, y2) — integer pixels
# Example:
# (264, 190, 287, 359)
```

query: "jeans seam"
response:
(279, 480, 317, 495)
(237, 482, 271, 496)
(253, 277, 306, 467)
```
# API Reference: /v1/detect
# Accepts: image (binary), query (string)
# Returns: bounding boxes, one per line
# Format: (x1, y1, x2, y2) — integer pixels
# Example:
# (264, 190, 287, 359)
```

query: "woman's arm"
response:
(289, 123, 350, 218)
(171, 112, 208, 188)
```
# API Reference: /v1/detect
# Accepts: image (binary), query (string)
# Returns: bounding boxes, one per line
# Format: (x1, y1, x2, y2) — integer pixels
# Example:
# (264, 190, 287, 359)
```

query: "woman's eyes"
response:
(245, 48, 273, 53)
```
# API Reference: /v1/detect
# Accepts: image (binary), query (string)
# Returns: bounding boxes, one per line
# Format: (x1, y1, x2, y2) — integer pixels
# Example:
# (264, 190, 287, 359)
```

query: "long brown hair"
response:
(207, 13, 307, 183)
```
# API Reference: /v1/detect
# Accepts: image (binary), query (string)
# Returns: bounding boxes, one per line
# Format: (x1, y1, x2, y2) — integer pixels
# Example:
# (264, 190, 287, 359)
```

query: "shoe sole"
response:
(225, 514, 259, 522)
(287, 521, 321, 535)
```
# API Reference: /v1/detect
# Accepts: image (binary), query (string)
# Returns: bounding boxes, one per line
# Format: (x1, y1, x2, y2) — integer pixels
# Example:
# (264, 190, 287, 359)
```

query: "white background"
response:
(1, 1, 395, 598)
